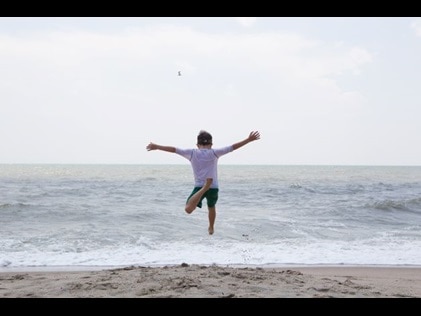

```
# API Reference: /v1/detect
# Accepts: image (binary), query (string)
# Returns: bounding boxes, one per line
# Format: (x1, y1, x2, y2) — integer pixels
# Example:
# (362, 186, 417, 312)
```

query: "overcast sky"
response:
(1, 17, 421, 165)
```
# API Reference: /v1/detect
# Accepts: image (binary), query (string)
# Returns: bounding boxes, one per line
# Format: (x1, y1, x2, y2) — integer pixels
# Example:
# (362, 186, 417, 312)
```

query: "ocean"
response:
(1, 164, 421, 270)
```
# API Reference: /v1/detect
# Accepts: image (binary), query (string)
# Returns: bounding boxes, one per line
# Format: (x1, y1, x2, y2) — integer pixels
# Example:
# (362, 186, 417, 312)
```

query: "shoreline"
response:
(2, 263, 421, 273)
(1, 263, 420, 298)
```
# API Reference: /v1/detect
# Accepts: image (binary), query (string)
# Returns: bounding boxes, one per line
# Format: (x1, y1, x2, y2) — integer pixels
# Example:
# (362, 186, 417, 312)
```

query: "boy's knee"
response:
(185, 207, 194, 214)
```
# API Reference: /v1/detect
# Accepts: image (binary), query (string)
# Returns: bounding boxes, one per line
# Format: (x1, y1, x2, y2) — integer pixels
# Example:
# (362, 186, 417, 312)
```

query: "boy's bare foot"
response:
(208, 227, 214, 235)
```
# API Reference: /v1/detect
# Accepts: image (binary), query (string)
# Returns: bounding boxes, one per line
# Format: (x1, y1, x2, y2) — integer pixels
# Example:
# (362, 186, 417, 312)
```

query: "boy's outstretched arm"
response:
(146, 142, 176, 153)
(232, 131, 261, 151)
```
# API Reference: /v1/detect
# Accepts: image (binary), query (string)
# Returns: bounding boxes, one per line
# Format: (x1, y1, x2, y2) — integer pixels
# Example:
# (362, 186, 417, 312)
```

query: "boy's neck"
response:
(197, 144, 212, 149)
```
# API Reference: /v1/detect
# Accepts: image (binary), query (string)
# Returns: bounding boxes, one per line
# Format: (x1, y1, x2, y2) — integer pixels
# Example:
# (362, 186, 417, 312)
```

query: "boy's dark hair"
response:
(197, 130, 212, 145)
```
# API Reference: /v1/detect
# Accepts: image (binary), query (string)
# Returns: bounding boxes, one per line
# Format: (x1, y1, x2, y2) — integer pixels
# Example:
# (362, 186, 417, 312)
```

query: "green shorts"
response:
(187, 187, 219, 208)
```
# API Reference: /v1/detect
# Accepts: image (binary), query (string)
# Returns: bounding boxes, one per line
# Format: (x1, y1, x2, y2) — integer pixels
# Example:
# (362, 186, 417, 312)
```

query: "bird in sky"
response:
(178, 71, 181, 76)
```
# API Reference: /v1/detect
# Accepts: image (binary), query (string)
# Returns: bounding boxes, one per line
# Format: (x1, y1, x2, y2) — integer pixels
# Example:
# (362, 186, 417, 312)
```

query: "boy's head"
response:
(197, 130, 212, 146)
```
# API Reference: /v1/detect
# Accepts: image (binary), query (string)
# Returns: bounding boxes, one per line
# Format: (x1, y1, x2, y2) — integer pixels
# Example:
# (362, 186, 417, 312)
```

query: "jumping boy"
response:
(146, 130, 260, 235)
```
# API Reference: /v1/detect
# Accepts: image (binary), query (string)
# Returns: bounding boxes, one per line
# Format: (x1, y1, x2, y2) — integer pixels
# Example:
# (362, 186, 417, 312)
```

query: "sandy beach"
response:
(1, 263, 420, 298)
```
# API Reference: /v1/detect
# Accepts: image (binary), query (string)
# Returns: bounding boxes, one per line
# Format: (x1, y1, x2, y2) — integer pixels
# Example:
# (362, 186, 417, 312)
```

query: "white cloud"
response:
(0, 26, 369, 147)
(2, 18, 419, 165)
(234, 17, 257, 27)
(410, 19, 421, 37)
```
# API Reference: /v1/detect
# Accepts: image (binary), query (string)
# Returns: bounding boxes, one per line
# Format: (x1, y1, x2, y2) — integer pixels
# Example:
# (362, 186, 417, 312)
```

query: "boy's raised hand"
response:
(248, 131, 261, 142)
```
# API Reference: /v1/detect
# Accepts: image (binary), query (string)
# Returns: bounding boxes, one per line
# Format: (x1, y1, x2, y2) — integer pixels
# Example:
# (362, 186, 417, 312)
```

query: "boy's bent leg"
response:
(208, 206, 216, 235)
(185, 178, 213, 214)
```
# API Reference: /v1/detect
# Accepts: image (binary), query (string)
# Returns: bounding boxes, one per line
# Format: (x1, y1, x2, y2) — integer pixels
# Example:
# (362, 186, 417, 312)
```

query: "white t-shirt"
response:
(175, 146, 233, 188)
